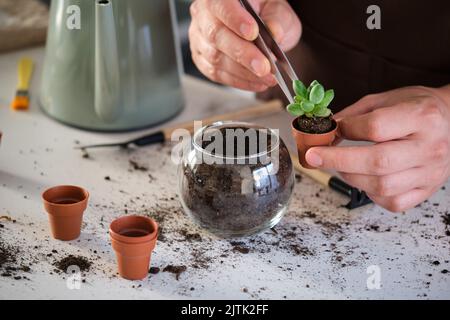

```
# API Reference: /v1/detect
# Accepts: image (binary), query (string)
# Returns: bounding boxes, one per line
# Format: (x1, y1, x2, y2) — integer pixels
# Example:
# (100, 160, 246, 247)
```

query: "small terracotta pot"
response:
(291, 118, 338, 169)
(109, 215, 158, 280)
(42, 185, 89, 241)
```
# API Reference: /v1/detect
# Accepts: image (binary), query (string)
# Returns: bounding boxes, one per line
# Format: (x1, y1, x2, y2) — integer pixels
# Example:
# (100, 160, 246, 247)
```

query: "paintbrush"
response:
(77, 100, 283, 150)
(11, 58, 34, 111)
(291, 155, 373, 209)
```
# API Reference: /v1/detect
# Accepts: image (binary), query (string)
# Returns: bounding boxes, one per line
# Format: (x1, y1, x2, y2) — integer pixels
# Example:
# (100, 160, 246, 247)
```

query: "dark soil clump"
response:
(54, 255, 92, 272)
(163, 265, 187, 280)
(180, 229, 202, 242)
(80, 148, 91, 159)
(232, 245, 250, 254)
(442, 212, 450, 236)
(129, 160, 148, 172)
(149, 267, 160, 274)
(296, 115, 334, 134)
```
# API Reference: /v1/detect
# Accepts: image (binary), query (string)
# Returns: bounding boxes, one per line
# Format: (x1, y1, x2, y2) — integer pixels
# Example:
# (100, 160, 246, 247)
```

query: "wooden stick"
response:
(162, 99, 282, 140)
(291, 154, 331, 187)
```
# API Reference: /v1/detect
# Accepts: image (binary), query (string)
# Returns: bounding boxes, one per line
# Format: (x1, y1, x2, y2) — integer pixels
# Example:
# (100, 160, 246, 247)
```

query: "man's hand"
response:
(189, 0, 301, 92)
(305, 86, 450, 212)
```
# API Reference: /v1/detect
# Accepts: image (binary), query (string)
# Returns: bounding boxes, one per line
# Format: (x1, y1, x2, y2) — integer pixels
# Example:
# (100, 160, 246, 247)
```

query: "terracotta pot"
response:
(291, 117, 338, 169)
(42, 185, 89, 241)
(109, 215, 158, 280)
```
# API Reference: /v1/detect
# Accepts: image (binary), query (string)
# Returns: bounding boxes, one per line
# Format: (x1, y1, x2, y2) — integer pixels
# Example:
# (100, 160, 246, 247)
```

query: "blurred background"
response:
(0, 0, 207, 81)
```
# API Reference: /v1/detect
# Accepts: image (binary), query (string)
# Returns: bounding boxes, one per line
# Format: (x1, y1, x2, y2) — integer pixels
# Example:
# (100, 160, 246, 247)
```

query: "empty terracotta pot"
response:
(109, 215, 158, 280)
(42, 185, 89, 241)
(291, 118, 338, 169)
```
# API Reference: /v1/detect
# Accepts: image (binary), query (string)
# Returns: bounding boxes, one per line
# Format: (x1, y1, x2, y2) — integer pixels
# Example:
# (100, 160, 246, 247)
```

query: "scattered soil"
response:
(180, 126, 294, 237)
(0, 239, 32, 280)
(80, 148, 91, 159)
(442, 212, 450, 236)
(2, 140, 448, 298)
(149, 267, 160, 275)
(296, 115, 334, 134)
(232, 245, 250, 254)
(0, 242, 16, 268)
(129, 160, 148, 172)
(290, 244, 314, 256)
(366, 224, 380, 232)
(190, 248, 212, 269)
(163, 265, 187, 280)
(54, 255, 92, 272)
(180, 229, 202, 242)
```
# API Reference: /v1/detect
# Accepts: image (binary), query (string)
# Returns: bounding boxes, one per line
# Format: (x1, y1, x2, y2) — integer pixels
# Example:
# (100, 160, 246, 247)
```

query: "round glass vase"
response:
(178, 121, 294, 238)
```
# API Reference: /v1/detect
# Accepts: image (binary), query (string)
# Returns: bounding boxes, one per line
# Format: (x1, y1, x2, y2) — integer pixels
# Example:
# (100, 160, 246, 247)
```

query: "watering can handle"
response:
(95, 0, 121, 122)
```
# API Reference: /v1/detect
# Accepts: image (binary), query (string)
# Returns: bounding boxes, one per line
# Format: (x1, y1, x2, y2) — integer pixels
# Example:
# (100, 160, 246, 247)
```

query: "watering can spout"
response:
(95, 0, 121, 122)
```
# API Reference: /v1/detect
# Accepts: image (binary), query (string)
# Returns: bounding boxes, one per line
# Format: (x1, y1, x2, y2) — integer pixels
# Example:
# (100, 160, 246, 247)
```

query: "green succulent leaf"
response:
(294, 95, 304, 103)
(317, 89, 334, 109)
(309, 84, 325, 104)
(312, 104, 324, 114)
(287, 79, 334, 120)
(293, 80, 307, 98)
(310, 80, 320, 87)
(315, 107, 332, 117)
(300, 101, 315, 112)
(307, 80, 319, 98)
(286, 103, 304, 116)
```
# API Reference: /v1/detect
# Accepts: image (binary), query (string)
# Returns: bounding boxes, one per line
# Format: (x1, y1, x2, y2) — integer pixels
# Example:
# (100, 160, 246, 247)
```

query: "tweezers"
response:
(240, 0, 298, 104)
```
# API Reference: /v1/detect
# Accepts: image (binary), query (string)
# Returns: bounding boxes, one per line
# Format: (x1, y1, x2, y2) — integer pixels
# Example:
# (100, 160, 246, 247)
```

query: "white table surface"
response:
(0, 47, 449, 300)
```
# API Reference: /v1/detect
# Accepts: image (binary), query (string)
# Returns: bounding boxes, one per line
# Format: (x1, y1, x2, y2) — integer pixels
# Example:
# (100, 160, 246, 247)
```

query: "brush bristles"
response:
(11, 91, 30, 110)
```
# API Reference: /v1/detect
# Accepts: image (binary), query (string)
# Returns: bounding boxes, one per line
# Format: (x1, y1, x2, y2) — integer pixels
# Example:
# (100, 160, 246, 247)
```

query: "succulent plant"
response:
(286, 80, 334, 118)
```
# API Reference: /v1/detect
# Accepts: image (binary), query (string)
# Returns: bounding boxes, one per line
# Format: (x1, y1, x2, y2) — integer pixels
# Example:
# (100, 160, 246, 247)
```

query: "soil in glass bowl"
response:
(179, 123, 294, 238)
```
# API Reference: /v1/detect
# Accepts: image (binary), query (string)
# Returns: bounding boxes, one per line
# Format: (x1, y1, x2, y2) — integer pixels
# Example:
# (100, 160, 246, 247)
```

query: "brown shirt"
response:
(261, 1, 450, 111)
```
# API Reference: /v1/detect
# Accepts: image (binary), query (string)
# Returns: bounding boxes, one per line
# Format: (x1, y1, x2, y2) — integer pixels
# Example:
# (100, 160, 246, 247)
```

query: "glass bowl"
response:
(178, 121, 294, 238)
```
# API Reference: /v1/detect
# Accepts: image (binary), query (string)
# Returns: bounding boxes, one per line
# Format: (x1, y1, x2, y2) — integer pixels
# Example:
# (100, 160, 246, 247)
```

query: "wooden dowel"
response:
(291, 154, 331, 187)
(162, 99, 282, 139)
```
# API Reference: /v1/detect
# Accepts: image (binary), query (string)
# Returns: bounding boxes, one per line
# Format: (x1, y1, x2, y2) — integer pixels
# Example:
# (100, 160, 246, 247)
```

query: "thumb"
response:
(259, 1, 301, 51)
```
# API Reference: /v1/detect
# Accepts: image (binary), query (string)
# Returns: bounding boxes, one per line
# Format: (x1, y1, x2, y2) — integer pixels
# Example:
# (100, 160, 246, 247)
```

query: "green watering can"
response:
(40, 0, 183, 131)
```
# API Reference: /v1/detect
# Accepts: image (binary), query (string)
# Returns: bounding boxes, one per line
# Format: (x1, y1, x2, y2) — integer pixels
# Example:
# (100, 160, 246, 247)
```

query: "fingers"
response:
(193, 8, 271, 77)
(189, 31, 277, 88)
(339, 165, 446, 198)
(259, 0, 301, 51)
(305, 140, 430, 175)
(367, 187, 437, 213)
(338, 103, 422, 142)
(205, 0, 259, 41)
(334, 93, 385, 120)
(191, 51, 269, 92)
